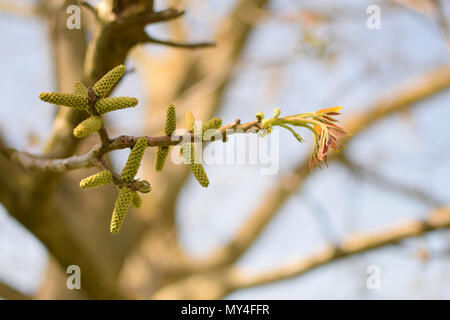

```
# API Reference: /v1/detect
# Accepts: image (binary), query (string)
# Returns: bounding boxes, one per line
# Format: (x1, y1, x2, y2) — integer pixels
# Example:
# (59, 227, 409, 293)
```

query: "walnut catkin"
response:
(93, 64, 126, 98)
(154, 146, 169, 171)
(73, 116, 103, 138)
(39, 92, 88, 111)
(165, 104, 177, 136)
(202, 117, 222, 140)
(184, 110, 195, 131)
(95, 97, 138, 114)
(80, 171, 113, 189)
(182, 142, 209, 187)
(131, 191, 142, 208)
(110, 186, 133, 234)
(121, 137, 148, 182)
(74, 82, 87, 97)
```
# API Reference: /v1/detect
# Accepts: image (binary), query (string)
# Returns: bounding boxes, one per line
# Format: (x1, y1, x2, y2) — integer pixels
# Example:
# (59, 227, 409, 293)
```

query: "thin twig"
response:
(145, 35, 216, 49)
(338, 154, 444, 207)
(0, 119, 262, 173)
(226, 207, 450, 291)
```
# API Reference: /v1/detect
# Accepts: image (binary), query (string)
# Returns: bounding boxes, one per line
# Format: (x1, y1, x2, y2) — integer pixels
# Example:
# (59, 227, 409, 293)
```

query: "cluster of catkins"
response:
(38, 65, 223, 234)
(80, 136, 150, 234)
(154, 106, 223, 188)
(39, 65, 138, 138)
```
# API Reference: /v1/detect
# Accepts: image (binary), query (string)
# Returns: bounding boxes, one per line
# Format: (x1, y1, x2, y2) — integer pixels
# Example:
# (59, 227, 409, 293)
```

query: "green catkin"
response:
(93, 64, 126, 98)
(79, 171, 113, 189)
(154, 146, 169, 171)
(202, 117, 222, 132)
(165, 104, 176, 136)
(121, 137, 148, 181)
(131, 191, 142, 208)
(73, 116, 103, 138)
(39, 92, 88, 111)
(184, 110, 195, 131)
(95, 97, 138, 114)
(202, 117, 222, 139)
(182, 143, 210, 187)
(110, 187, 133, 234)
(74, 82, 87, 97)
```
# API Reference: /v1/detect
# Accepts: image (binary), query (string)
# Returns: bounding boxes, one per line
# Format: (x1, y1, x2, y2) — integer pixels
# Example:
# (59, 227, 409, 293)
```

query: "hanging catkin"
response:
(121, 137, 148, 182)
(80, 171, 113, 189)
(110, 187, 133, 234)
(73, 116, 103, 138)
(182, 142, 209, 187)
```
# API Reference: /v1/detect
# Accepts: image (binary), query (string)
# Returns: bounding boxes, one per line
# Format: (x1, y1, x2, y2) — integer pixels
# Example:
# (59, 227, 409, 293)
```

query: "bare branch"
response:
(227, 207, 450, 290)
(0, 119, 260, 173)
(338, 154, 444, 207)
(153, 207, 450, 299)
(133, 7, 185, 25)
(144, 35, 215, 49)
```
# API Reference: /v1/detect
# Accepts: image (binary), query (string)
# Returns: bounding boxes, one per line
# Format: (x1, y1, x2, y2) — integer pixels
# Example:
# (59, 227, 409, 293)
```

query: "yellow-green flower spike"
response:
(93, 64, 126, 98)
(131, 191, 142, 208)
(74, 82, 87, 97)
(73, 116, 103, 138)
(182, 143, 210, 187)
(110, 186, 133, 234)
(184, 110, 195, 131)
(80, 171, 113, 189)
(121, 137, 148, 182)
(190, 163, 210, 188)
(165, 104, 176, 136)
(95, 97, 138, 114)
(39, 92, 88, 111)
(202, 117, 222, 135)
(154, 146, 169, 171)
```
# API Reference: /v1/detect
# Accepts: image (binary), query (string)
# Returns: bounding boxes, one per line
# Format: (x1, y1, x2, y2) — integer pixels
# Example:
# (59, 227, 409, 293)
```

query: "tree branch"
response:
(144, 35, 215, 49)
(152, 207, 450, 299)
(0, 120, 260, 173)
(227, 207, 450, 290)
(338, 154, 444, 207)
(195, 63, 450, 271)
